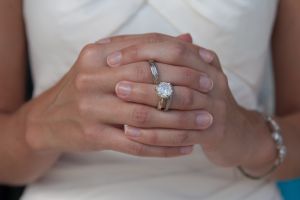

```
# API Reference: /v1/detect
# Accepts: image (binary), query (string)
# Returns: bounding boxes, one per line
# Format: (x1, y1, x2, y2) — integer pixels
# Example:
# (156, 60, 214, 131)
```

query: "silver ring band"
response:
(148, 60, 159, 84)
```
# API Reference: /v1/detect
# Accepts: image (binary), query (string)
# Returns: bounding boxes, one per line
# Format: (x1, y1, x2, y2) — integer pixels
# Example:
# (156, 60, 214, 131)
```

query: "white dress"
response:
(21, 0, 282, 199)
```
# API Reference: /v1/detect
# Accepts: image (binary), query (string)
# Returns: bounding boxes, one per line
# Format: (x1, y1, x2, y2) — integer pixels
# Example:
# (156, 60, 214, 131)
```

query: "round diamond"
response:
(156, 82, 173, 98)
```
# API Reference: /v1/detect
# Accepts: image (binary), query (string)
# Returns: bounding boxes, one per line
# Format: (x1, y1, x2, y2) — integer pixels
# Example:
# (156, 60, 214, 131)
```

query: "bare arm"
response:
(0, 0, 60, 185)
(271, 0, 300, 179)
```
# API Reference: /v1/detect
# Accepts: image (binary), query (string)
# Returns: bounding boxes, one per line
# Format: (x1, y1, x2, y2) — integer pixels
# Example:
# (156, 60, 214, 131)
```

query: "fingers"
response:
(77, 33, 219, 95)
(78, 33, 196, 69)
(103, 32, 219, 69)
(124, 125, 206, 146)
(78, 33, 173, 69)
(55, 123, 194, 157)
(96, 32, 191, 46)
(115, 81, 212, 111)
(86, 96, 213, 130)
(75, 61, 213, 94)
(105, 128, 194, 157)
(199, 47, 222, 71)
(79, 32, 220, 76)
(117, 62, 213, 92)
(177, 33, 193, 43)
(123, 124, 225, 150)
(104, 33, 222, 75)
(107, 41, 204, 70)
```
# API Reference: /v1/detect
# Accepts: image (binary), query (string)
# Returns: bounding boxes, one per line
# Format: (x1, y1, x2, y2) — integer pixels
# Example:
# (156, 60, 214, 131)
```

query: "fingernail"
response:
(107, 51, 122, 67)
(124, 125, 141, 137)
(116, 81, 132, 98)
(177, 33, 193, 42)
(196, 111, 213, 129)
(199, 48, 213, 63)
(179, 33, 192, 38)
(180, 146, 194, 154)
(199, 75, 213, 92)
(96, 37, 111, 44)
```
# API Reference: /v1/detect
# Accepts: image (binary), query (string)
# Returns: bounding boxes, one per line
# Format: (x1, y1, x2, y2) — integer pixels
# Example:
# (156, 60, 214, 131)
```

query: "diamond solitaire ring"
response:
(155, 82, 174, 111)
(148, 60, 159, 84)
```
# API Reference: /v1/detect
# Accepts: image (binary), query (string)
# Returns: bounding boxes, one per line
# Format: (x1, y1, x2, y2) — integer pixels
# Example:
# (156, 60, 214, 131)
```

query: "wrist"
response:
(23, 94, 61, 156)
(1, 100, 61, 184)
(239, 110, 277, 174)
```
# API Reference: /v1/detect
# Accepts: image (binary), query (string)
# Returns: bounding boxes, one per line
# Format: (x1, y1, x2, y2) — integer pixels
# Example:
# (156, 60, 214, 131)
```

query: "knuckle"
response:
(80, 43, 99, 60)
(76, 96, 90, 117)
(171, 43, 186, 59)
(77, 43, 103, 68)
(148, 130, 159, 144)
(178, 88, 194, 109)
(81, 125, 106, 151)
(209, 50, 218, 60)
(217, 72, 229, 90)
(176, 113, 190, 129)
(147, 33, 164, 43)
(175, 131, 190, 145)
(131, 106, 150, 126)
(130, 143, 145, 156)
(182, 69, 196, 85)
(80, 126, 95, 150)
(136, 63, 151, 82)
(126, 45, 139, 60)
(74, 73, 89, 92)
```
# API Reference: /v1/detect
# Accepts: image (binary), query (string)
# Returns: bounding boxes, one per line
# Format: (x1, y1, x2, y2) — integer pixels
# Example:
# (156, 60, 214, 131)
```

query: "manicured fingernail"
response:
(199, 48, 213, 63)
(124, 125, 141, 137)
(96, 37, 111, 44)
(199, 75, 213, 92)
(196, 111, 213, 129)
(107, 51, 122, 67)
(180, 146, 194, 154)
(116, 81, 132, 98)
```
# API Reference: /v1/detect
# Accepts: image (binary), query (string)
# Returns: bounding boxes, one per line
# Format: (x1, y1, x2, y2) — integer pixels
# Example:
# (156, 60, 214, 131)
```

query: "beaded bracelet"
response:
(238, 116, 287, 180)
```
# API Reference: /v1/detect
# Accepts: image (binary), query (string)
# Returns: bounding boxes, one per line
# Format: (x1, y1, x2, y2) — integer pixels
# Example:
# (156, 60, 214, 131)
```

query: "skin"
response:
(0, 0, 299, 185)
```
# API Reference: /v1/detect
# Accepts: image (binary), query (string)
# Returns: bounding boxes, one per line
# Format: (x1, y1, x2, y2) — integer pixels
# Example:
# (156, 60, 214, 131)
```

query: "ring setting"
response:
(156, 82, 174, 111)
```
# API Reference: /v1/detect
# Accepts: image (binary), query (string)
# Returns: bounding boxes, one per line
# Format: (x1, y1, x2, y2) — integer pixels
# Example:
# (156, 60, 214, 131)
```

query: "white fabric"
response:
(22, 0, 281, 199)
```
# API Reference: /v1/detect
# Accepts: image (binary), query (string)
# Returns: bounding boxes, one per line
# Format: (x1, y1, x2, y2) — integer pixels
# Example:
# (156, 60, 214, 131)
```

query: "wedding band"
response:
(156, 82, 174, 111)
(148, 60, 159, 84)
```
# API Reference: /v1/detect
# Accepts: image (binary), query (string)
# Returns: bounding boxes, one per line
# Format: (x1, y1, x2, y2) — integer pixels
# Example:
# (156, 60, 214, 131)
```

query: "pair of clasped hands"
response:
(26, 33, 262, 169)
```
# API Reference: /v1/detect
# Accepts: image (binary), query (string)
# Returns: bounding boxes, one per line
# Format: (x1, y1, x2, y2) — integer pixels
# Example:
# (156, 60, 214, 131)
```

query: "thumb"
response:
(177, 33, 193, 43)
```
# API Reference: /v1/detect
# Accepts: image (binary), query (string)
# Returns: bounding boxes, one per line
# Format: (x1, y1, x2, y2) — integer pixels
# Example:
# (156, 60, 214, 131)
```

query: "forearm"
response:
(0, 99, 60, 186)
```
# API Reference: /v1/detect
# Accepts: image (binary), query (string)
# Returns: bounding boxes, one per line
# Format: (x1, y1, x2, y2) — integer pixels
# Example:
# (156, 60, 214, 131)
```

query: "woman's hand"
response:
(107, 33, 275, 168)
(25, 34, 210, 158)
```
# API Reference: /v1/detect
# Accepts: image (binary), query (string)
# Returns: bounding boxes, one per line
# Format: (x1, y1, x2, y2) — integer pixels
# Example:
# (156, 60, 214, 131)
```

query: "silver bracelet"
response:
(238, 115, 287, 180)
